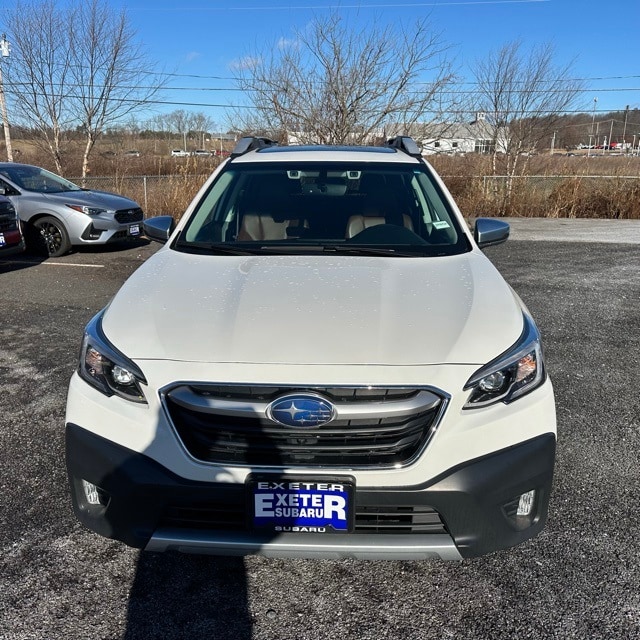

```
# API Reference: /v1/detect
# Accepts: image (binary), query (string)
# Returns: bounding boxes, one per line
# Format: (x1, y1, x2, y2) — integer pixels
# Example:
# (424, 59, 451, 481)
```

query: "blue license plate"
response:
(249, 476, 354, 534)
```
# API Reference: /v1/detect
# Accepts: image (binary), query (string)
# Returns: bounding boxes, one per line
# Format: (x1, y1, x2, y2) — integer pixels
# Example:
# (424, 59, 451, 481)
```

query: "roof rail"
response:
(384, 136, 422, 158)
(230, 136, 279, 158)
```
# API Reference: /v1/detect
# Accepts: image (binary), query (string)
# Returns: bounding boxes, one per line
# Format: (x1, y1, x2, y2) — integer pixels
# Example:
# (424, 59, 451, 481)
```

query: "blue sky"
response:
(115, 0, 639, 127)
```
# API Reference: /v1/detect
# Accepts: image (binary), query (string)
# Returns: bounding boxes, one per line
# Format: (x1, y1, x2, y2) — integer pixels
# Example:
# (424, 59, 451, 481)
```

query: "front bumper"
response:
(66, 423, 556, 560)
(72, 212, 144, 245)
(0, 229, 25, 256)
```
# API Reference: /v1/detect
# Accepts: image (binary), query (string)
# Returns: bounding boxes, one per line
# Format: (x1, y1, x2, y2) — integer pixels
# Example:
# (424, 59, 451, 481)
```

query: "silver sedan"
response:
(0, 163, 144, 257)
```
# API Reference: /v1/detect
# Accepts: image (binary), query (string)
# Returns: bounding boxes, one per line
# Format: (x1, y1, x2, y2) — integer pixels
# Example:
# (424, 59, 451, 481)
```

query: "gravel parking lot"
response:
(0, 222, 639, 640)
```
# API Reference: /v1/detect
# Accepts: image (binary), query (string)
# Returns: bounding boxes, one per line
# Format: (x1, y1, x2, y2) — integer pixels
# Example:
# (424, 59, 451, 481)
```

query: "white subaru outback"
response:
(65, 136, 556, 560)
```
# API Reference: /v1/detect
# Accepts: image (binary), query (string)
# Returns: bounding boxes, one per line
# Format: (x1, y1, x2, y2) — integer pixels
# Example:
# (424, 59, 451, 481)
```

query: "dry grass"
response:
(431, 154, 640, 219)
(4, 138, 640, 219)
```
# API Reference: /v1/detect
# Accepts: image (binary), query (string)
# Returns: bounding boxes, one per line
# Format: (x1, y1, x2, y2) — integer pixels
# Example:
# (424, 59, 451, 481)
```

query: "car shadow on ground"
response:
(1, 239, 152, 272)
(73, 237, 152, 254)
(0, 251, 47, 273)
(124, 553, 252, 639)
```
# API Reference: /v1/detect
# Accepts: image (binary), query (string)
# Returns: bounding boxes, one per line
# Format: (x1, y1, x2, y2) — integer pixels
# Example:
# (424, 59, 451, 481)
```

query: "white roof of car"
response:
(230, 145, 421, 164)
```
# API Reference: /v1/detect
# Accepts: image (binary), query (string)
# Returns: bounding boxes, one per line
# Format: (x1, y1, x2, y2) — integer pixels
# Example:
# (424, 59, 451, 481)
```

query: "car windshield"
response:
(0, 166, 82, 193)
(176, 162, 470, 257)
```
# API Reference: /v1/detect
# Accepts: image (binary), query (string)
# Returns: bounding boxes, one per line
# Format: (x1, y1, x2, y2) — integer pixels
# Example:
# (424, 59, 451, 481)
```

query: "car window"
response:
(178, 162, 469, 256)
(0, 166, 81, 193)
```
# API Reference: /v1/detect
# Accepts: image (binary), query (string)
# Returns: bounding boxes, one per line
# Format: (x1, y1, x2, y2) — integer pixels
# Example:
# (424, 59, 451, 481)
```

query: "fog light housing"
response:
(81, 479, 109, 506)
(81, 223, 104, 240)
(517, 489, 536, 516)
(503, 489, 538, 530)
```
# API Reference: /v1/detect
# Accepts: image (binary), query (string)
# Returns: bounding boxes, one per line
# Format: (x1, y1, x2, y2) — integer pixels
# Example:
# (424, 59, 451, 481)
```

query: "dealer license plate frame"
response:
(247, 474, 356, 534)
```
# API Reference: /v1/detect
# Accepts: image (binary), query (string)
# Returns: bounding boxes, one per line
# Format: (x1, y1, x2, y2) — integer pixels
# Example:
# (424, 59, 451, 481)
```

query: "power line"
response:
(126, 0, 551, 11)
(5, 80, 640, 97)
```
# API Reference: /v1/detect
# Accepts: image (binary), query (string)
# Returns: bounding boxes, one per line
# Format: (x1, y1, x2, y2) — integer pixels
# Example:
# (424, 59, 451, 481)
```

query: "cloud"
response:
(185, 51, 201, 62)
(277, 37, 299, 50)
(228, 56, 261, 71)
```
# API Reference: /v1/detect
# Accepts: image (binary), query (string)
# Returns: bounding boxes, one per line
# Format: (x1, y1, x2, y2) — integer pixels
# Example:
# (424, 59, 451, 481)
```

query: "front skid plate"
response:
(144, 529, 463, 561)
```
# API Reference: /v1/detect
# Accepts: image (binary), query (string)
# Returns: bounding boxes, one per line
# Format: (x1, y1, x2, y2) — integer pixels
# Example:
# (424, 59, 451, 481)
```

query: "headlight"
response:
(66, 204, 107, 216)
(78, 311, 147, 404)
(463, 312, 545, 409)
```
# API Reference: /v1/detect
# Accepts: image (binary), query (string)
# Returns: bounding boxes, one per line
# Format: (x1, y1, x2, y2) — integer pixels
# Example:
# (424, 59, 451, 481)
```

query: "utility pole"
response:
(0, 34, 13, 162)
(588, 97, 597, 157)
(622, 105, 629, 150)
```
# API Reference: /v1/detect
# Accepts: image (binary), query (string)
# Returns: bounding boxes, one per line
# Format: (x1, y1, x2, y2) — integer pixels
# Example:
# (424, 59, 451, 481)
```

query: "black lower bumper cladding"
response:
(65, 423, 555, 558)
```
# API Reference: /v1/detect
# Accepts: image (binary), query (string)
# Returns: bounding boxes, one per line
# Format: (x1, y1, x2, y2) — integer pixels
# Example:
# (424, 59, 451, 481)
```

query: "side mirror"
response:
(143, 216, 175, 244)
(474, 218, 510, 249)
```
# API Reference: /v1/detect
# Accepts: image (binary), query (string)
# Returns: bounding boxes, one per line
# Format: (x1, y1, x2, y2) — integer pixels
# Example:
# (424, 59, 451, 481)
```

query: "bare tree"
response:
(231, 13, 456, 144)
(68, 0, 165, 177)
(189, 112, 215, 139)
(159, 109, 215, 149)
(164, 109, 192, 148)
(3, 0, 74, 171)
(5, 0, 165, 176)
(472, 41, 586, 208)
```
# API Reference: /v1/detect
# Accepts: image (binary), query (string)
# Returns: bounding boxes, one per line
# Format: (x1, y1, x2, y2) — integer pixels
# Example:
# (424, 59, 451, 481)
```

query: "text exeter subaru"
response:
(65, 136, 556, 560)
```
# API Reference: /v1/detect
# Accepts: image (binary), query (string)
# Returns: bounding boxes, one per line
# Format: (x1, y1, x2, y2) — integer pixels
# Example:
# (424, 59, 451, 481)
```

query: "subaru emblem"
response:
(267, 394, 335, 428)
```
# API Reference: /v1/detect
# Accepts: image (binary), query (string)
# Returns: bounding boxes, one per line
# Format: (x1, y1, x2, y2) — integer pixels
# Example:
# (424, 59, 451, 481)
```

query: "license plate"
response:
(248, 475, 354, 534)
(129, 224, 140, 236)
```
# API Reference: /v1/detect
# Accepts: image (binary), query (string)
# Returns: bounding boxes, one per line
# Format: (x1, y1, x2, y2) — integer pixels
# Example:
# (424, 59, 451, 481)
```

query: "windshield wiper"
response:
(322, 244, 430, 257)
(175, 241, 433, 257)
(175, 242, 287, 256)
(175, 242, 253, 255)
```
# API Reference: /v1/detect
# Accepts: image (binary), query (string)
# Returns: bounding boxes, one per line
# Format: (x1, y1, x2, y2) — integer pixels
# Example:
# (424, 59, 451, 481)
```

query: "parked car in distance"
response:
(66, 136, 557, 561)
(171, 149, 190, 158)
(0, 163, 144, 258)
(123, 150, 141, 157)
(0, 194, 25, 257)
(192, 149, 211, 157)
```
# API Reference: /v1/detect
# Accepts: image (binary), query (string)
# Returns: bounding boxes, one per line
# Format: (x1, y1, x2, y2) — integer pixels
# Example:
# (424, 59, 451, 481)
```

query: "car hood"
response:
(102, 249, 524, 366)
(37, 189, 139, 210)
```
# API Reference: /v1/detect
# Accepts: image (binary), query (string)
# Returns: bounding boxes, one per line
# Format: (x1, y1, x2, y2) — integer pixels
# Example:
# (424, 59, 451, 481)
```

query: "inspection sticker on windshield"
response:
(129, 224, 140, 236)
(249, 476, 354, 533)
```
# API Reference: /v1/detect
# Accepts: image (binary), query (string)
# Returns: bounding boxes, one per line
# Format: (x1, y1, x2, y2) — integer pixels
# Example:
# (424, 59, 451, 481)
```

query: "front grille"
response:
(114, 208, 143, 223)
(164, 384, 444, 468)
(159, 500, 447, 535)
(354, 505, 446, 534)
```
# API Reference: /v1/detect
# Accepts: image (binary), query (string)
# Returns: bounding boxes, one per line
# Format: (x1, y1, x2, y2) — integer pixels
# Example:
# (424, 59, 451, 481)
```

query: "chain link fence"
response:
(482, 174, 640, 197)
(70, 174, 210, 216)
(72, 173, 640, 219)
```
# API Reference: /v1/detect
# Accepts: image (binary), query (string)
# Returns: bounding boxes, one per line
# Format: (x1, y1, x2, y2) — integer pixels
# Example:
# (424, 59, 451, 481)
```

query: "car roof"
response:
(227, 137, 424, 165)
(230, 145, 421, 164)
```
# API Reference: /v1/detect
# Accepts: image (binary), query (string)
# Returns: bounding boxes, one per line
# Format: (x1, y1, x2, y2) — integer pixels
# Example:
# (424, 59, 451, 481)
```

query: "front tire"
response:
(31, 216, 72, 257)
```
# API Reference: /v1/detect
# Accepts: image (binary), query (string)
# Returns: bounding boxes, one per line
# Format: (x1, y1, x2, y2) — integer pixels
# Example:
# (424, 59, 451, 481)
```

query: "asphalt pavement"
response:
(0, 220, 639, 640)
